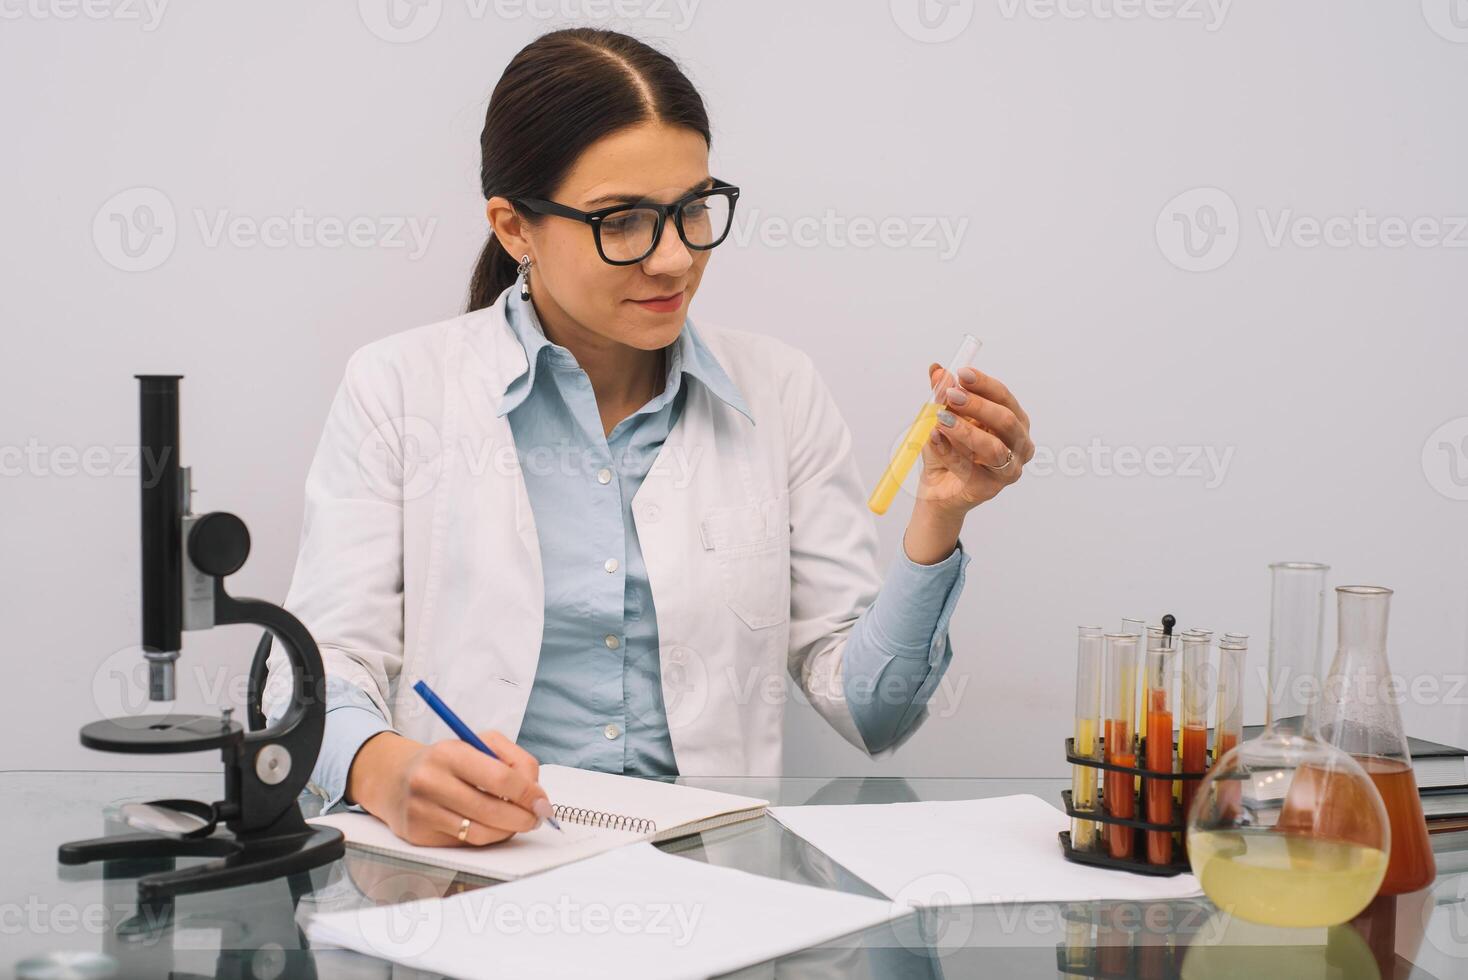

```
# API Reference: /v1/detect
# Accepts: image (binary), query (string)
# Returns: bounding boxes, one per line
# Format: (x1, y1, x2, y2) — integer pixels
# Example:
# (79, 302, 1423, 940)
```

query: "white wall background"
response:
(3, 1, 1466, 777)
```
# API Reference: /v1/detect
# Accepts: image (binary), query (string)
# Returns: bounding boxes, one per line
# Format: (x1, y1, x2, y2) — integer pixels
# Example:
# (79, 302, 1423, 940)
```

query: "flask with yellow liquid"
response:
(1187, 562, 1390, 928)
(866, 334, 982, 515)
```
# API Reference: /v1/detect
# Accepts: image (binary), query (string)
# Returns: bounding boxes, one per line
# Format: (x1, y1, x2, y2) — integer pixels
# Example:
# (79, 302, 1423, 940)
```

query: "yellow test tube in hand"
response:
(867, 333, 982, 515)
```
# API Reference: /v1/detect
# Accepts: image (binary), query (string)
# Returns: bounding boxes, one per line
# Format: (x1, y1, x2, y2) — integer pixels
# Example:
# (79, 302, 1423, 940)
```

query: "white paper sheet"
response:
(767, 794, 1203, 907)
(306, 842, 906, 980)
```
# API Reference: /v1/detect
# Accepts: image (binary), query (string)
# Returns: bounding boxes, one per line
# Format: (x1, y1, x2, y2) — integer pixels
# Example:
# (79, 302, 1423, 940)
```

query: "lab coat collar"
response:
(491, 285, 753, 425)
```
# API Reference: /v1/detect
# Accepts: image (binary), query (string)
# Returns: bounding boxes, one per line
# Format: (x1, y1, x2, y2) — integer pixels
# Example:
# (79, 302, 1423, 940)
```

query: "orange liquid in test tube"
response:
(1105, 718, 1135, 859)
(1144, 688, 1174, 865)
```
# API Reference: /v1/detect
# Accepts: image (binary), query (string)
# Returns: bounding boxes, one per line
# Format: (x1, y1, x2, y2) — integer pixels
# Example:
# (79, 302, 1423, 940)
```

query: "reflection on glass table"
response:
(6, 771, 1466, 979)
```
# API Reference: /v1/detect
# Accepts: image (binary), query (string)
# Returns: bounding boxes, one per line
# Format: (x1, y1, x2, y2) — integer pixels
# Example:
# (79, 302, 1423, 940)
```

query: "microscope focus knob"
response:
(189, 512, 251, 578)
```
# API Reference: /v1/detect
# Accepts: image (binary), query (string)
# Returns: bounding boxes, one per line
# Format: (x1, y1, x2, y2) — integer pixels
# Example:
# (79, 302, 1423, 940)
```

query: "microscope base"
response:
(58, 823, 344, 903)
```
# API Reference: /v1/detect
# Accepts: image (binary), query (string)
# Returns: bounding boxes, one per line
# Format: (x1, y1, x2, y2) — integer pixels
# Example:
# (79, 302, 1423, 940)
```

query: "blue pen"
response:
(412, 679, 562, 832)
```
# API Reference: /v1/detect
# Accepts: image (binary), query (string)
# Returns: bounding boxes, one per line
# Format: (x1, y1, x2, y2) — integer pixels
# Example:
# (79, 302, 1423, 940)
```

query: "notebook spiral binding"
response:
(551, 804, 657, 834)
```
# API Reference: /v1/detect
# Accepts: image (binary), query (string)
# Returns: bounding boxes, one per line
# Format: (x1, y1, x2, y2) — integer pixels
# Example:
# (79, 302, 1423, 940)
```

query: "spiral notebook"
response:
(308, 764, 768, 881)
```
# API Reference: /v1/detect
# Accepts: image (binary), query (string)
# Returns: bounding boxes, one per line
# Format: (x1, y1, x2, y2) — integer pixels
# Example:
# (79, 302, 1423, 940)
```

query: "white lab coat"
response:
(264, 287, 906, 776)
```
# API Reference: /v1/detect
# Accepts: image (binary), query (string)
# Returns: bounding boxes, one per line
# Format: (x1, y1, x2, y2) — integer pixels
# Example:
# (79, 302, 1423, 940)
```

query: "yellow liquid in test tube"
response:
(1070, 715, 1099, 849)
(867, 334, 982, 515)
(868, 404, 940, 514)
(1188, 830, 1387, 928)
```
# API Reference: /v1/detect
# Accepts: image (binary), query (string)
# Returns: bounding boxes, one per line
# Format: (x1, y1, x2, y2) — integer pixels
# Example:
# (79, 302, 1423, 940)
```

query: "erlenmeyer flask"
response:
(1187, 562, 1390, 928)
(1315, 586, 1435, 895)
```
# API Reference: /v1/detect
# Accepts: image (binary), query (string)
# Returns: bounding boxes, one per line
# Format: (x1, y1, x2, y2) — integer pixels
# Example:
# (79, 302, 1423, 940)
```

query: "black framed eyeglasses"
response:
(512, 178, 740, 266)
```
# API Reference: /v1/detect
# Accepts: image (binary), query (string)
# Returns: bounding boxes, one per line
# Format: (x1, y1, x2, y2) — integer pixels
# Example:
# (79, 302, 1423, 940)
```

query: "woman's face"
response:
(487, 121, 715, 352)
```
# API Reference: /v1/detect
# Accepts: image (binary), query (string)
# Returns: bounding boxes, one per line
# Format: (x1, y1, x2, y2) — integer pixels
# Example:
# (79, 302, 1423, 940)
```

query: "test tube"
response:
(1178, 630, 1212, 821)
(867, 333, 982, 515)
(1103, 632, 1139, 860)
(1121, 618, 1147, 745)
(1213, 633, 1247, 765)
(1071, 626, 1105, 851)
(1143, 629, 1176, 865)
(1213, 633, 1247, 824)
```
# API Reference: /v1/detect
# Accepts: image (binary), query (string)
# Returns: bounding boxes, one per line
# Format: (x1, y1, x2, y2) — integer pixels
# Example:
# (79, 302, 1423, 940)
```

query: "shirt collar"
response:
(496, 287, 753, 424)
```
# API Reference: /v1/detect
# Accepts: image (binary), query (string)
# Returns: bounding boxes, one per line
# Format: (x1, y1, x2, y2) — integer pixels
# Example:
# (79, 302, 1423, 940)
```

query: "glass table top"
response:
(5, 769, 1467, 978)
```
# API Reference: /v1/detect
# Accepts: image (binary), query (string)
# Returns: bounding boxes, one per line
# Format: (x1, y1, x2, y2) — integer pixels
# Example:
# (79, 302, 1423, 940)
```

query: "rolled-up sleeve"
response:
(842, 539, 970, 754)
(267, 675, 394, 813)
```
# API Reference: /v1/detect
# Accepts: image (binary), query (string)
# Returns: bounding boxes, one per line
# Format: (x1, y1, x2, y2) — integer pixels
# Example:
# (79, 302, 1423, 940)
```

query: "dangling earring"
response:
(517, 253, 532, 300)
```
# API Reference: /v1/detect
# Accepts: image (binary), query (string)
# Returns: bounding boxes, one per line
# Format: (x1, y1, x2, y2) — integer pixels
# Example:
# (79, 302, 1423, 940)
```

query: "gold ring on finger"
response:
(986, 448, 1015, 472)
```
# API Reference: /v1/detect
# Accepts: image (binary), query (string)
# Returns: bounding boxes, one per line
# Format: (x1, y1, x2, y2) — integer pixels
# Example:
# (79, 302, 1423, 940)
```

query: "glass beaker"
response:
(1315, 586, 1435, 896)
(866, 334, 982, 515)
(1187, 562, 1390, 928)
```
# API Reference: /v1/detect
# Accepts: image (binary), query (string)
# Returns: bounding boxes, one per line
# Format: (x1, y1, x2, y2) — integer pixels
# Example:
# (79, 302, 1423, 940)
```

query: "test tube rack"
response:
(1058, 736, 1212, 877)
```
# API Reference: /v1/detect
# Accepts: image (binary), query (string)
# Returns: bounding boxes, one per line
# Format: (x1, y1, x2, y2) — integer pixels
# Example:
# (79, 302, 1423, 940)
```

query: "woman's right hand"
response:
(344, 729, 553, 846)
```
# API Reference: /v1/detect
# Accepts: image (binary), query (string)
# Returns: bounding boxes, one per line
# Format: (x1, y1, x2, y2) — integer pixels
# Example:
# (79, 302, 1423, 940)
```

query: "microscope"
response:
(57, 375, 343, 905)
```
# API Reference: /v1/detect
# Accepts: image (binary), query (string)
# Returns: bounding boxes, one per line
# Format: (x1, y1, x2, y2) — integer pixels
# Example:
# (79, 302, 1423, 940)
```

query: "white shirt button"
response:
(603, 723, 621, 740)
(596, 468, 612, 484)
(604, 634, 620, 650)
(643, 504, 661, 522)
(604, 558, 619, 573)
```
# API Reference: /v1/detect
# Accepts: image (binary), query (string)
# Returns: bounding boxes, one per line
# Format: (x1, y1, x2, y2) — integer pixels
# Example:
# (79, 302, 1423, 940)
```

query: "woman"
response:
(264, 28, 1033, 848)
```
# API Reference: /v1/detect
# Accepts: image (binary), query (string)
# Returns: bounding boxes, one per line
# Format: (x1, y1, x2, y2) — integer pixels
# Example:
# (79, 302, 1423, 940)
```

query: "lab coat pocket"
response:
(699, 495, 791, 631)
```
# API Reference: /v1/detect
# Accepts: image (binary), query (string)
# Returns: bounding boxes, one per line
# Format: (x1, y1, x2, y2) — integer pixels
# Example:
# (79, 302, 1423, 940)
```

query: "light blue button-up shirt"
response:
(296, 290, 971, 809)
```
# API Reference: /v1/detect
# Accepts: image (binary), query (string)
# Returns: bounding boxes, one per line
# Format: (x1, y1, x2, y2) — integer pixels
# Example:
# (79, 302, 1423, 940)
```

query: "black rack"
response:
(1057, 735, 1212, 878)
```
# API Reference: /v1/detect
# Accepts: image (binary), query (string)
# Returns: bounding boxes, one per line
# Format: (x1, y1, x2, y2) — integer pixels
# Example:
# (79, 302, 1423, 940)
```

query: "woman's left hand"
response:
(915, 363, 1034, 517)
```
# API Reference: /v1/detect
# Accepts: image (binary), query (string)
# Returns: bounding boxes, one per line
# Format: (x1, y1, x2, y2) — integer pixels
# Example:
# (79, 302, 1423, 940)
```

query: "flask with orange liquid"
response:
(1315, 585, 1436, 896)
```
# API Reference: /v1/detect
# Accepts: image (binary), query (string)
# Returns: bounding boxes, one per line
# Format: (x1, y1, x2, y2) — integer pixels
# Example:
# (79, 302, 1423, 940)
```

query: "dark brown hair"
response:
(467, 29, 712, 312)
